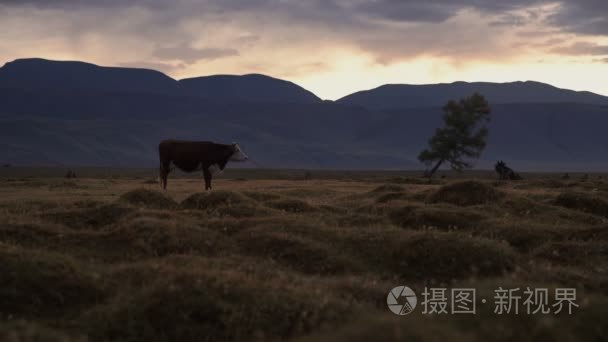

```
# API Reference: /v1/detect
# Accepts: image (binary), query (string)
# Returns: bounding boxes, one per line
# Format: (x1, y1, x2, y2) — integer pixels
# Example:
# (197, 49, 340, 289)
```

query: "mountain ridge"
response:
(337, 80, 608, 110)
(2, 57, 608, 171)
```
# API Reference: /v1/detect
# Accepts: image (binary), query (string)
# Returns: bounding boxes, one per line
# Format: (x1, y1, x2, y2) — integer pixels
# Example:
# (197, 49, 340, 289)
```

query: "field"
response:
(0, 168, 607, 341)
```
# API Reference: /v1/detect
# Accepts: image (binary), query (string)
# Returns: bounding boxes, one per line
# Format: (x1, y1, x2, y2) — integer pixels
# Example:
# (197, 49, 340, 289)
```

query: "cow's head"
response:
(229, 143, 249, 161)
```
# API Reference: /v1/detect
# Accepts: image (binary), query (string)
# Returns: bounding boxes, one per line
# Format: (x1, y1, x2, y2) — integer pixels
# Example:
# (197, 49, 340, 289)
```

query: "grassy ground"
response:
(0, 169, 607, 341)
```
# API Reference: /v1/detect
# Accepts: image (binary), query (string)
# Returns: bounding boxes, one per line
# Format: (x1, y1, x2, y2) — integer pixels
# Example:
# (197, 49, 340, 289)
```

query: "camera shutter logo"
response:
(387, 286, 417, 315)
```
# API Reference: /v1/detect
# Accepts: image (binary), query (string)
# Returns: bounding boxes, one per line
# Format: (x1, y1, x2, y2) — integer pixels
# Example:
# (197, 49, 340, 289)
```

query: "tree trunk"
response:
(425, 159, 444, 178)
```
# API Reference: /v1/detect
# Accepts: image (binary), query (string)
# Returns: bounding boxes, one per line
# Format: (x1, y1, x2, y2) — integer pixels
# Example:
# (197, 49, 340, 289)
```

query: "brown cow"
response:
(158, 140, 248, 190)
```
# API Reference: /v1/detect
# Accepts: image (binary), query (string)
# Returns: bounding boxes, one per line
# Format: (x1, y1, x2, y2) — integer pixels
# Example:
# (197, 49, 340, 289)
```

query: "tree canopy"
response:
(419, 93, 491, 177)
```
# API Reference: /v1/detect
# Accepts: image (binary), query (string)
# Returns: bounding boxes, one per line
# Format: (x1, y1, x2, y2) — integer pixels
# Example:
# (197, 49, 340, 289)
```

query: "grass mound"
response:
(212, 204, 275, 218)
(181, 191, 250, 210)
(48, 181, 86, 190)
(236, 229, 360, 274)
(389, 232, 516, 281)
(85, 267, 354, 342)
(428, 181, 504, 206)
(0, 243, 103, 317)
(370, 184, 405, 193)
(375, 192, 410, 203)
(242, 191, 282, 202)
(266, 199, 318, 213)
(44, 204, 134, 229)
(119, 189, 177, 209)
(553, 192, 608, 217)
(0, 321, 81, 342)
(389, 205, 486, 230)
(534, 240, 607, 266)
(386, 177, 432, 185)
(103, 217, 234, 258)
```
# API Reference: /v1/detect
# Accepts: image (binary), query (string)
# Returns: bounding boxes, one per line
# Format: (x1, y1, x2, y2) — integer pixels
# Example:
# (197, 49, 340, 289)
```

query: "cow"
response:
(495, 160, 522, 180)
(158, 140, 248, 190)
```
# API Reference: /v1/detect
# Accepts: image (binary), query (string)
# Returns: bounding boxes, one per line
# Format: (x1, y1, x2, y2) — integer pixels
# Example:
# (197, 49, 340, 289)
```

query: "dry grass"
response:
(0, 174, 606, 341)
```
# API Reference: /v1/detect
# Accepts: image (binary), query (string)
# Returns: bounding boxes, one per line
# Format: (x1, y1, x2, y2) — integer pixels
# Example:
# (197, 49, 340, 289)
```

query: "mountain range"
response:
(1, 57, 608, 171)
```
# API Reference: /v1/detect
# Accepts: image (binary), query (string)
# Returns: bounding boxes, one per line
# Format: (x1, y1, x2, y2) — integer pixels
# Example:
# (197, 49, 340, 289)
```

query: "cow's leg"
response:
(203, 167, 213, 190)
(160, 161, 170, 190)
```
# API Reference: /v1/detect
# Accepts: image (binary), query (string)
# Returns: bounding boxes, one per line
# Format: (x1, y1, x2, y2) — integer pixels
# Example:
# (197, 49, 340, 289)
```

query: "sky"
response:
(0, 0, 607, 100)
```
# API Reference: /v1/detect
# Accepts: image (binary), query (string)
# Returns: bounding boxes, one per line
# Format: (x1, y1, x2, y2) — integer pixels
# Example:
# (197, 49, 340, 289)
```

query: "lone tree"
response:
(419, 93, 491, 178)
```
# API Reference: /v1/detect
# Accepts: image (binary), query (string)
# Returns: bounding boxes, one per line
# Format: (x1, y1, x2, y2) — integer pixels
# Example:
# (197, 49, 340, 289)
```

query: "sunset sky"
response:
(1, 0, 607, 100)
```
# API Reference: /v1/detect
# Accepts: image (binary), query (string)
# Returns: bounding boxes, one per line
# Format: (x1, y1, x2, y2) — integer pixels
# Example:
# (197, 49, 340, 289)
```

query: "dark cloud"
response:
(551, 42, 608, 56)
(549, 0, 608, 35)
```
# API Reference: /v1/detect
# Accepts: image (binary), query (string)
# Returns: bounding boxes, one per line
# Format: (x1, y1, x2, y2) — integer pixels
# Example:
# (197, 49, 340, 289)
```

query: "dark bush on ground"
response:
(428, 181, 504, 206)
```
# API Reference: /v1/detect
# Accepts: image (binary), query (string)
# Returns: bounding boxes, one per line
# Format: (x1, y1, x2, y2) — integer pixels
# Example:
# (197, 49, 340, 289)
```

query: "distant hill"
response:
(180, 74, 321, 104)
(337, 81, 608, 110)
(0, 58, 320, 104)
(0, 58, 179, 94)
(2, 57, 608, 171)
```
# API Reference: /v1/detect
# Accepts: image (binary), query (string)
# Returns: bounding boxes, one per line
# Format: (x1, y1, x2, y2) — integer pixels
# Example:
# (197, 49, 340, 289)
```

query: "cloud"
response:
(549, 0, 608, 35)
(0, 0, 606, 81)
(153, 43, 239, 64)
(117, 61, 187, 74)
(551, 42, 608, 56)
